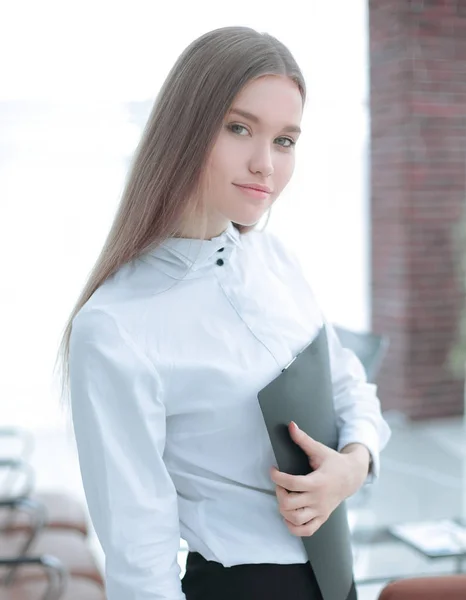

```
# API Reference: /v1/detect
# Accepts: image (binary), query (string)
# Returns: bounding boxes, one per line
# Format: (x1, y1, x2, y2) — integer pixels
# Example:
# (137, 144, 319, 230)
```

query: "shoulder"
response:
(71, 258, 162, 342)
(70, 303, 159, 376)
(71, 306, 122, 350)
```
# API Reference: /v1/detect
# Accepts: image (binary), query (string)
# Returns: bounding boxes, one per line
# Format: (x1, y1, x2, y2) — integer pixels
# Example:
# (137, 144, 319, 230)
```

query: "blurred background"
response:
(1, 1, 465, 599)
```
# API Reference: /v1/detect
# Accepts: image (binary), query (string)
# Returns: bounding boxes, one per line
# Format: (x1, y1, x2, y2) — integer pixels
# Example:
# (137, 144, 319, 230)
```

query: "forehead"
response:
(230, 75, 303, 124)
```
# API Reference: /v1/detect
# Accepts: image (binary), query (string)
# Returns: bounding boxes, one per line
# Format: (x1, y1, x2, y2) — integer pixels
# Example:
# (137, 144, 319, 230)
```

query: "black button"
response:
(216, 259, 224, 266)
(218, 247, 225, 252)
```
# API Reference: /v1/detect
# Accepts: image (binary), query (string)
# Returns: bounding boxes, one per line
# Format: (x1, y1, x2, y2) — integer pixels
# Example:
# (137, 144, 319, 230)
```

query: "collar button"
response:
(216, 258, 224, 266)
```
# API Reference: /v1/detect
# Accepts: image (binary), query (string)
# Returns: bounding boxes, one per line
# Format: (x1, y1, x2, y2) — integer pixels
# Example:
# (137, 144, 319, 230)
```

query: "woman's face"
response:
(201, 75, 303, 238)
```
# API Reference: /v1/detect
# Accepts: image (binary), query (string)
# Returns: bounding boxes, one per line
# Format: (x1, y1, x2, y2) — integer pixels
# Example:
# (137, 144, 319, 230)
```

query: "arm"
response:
(69, 308, 185, 600)
(325, 321, 392, 484)
(266, 232, 391, 483)
(270, 317, 392, 536)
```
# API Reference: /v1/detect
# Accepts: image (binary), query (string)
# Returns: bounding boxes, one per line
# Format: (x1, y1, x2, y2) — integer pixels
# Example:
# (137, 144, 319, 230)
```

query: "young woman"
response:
(57, 26, 391, 600)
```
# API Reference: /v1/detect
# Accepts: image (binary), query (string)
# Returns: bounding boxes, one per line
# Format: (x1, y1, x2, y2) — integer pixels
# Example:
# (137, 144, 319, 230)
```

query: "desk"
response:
(353, 520, 466, 586)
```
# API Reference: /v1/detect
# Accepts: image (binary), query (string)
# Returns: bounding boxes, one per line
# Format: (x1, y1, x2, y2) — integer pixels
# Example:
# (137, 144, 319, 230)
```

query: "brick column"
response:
(370, 1, 466, 419)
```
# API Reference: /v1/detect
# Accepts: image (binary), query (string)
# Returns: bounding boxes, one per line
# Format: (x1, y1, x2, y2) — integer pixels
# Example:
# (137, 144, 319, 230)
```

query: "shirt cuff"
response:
(337, 423, 381, 485)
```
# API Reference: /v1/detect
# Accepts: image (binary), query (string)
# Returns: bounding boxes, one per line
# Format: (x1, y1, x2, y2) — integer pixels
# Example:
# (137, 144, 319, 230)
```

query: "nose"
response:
(248, 143, 274, 178)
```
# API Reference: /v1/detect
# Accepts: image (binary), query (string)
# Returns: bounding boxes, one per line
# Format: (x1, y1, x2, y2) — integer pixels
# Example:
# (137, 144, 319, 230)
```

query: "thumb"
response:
(288, 422, 328, 459)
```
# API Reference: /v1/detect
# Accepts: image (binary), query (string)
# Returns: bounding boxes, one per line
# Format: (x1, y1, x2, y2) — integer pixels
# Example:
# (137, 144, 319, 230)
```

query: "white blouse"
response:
(69, 221, 391, 600)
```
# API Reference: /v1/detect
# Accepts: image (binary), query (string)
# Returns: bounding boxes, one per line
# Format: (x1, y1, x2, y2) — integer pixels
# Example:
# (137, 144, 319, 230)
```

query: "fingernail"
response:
(290, 421, 300, 431)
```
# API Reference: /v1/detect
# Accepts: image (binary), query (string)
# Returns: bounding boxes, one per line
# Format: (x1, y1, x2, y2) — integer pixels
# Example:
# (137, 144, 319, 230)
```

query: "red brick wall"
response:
(369, 0, 466, 419)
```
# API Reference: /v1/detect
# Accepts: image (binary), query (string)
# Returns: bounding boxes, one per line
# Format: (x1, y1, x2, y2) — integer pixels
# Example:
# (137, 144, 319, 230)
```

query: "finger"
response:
(282, 507, 317, 527)
(271, 470, 310, 493)
(285, 516, 325, 538)
(275, 486, 311, 512)
(272, 469, 325, 494)
(289, 422, 329, 461)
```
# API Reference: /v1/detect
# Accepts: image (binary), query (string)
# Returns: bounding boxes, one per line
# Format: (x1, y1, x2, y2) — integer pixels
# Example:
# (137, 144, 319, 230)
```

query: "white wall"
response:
(268, 2, 370, 331)
(0, 0, 370, 429)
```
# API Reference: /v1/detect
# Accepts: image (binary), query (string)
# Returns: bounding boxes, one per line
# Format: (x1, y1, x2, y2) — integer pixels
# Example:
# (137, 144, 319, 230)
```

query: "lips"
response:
(233, 183, 272, 201)
(233, 183, 272, 194)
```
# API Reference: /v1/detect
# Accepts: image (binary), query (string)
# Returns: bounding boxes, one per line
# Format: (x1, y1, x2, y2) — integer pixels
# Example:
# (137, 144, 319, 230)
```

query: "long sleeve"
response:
(69, 308, 185, 600)
(324, 320, 392, 483)
(273, 234, 392, 484)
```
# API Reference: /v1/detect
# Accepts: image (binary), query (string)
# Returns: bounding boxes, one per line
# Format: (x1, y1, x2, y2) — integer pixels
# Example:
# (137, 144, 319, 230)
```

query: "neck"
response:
(173, 216, 231, 241)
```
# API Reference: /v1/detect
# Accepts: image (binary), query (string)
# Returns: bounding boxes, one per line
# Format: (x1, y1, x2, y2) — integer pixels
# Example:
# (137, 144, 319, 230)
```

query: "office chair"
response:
(378, 575, 466, 599)
(332, 325, 389, 383)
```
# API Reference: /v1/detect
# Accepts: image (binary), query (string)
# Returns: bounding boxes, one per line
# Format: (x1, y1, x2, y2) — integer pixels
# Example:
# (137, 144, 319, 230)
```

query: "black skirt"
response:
(182, 551, 358, 600)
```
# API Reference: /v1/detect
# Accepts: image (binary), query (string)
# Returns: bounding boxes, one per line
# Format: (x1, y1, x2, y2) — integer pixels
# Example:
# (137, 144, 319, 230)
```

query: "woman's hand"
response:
(270, 422, 370, 537)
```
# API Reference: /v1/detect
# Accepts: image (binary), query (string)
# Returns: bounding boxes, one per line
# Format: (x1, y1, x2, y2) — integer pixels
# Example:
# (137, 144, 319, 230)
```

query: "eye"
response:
(275, 136, 296, 148)
(228, 123, 249, 136)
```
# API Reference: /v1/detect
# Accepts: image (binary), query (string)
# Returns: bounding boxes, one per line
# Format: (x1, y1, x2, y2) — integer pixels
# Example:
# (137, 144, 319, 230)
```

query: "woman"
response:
(56, 26, 391, 600)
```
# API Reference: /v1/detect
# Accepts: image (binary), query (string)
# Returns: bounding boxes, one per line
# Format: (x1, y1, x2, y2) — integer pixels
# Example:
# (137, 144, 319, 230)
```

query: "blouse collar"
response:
(142, 221, 244, 279)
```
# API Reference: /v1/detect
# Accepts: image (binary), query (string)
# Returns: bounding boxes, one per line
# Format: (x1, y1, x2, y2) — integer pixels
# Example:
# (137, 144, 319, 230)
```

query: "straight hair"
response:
(54, 25, 306, 406)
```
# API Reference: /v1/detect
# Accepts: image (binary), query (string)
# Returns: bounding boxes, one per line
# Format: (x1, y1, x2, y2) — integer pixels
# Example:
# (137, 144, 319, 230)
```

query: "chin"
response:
(229, 209, 268, 227)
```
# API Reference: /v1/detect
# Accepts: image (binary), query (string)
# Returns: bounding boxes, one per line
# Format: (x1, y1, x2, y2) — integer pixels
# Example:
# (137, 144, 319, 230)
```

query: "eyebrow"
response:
(228, 108, 302, 135)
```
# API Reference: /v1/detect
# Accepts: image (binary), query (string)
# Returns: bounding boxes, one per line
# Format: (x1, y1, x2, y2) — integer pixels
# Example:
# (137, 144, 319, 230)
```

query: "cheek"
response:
(273, 154, 296, 192)
(206, 138, 237, 185)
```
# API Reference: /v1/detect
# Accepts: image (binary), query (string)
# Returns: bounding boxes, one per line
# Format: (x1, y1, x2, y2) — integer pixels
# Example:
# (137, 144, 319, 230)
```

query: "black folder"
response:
(257, 325, 354, 600)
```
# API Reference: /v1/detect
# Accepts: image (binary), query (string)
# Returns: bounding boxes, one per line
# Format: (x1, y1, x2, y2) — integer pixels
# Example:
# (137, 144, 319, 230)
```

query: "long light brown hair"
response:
(54, 25, 306, 406)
